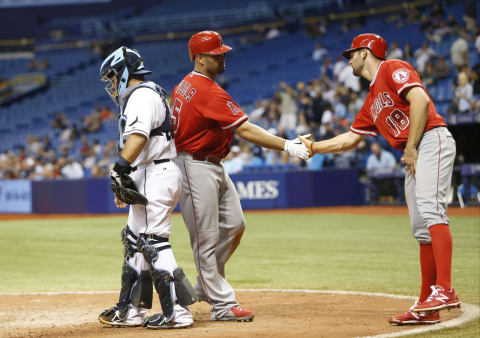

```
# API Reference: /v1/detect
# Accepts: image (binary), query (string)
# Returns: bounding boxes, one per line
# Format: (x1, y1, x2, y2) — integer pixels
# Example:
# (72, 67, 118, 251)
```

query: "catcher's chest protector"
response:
(116, 82, 173, 151)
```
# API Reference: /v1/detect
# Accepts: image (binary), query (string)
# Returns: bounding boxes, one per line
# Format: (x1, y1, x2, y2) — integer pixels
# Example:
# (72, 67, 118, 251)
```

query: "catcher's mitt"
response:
(110, 179, 148, 205)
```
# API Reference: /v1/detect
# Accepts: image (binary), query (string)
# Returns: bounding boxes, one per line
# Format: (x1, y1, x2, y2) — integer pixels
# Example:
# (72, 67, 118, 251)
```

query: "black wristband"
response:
(114, 156, 132, 175)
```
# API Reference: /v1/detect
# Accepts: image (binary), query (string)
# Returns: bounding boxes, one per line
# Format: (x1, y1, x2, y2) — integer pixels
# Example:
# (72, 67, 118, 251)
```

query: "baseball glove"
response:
(110, 160, 148, 205)
(110, 180, 148, 205)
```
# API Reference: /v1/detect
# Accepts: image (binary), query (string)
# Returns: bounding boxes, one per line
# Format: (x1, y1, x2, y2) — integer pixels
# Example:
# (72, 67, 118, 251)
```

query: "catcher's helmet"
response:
(188, 31, 232, 61)
(342, 33, 387, 60)
(100, 46, 152, 104)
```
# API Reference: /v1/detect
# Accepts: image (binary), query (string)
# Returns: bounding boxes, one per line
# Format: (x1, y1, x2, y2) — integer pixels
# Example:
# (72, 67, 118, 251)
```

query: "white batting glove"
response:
(284, 134, 311, 160)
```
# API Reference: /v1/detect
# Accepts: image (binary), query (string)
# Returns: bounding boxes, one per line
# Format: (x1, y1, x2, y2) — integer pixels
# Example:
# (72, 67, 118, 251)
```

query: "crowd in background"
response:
(0, 3, 479, 185)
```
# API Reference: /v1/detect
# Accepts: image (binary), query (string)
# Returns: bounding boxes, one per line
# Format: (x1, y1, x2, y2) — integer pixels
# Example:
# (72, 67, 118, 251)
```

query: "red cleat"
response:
(388, 309, 440, 325)
(413, 285, 460, 312)
(212, 306, 255, 322)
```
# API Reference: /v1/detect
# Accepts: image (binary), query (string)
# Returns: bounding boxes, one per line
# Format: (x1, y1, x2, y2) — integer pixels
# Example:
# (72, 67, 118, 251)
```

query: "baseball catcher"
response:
(97, 46, 196, 329)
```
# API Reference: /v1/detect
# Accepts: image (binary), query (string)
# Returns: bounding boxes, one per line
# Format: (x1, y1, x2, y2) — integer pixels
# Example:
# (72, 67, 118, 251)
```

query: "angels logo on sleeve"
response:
(227, 101, 242, 116)
(392, 68, 410, 84)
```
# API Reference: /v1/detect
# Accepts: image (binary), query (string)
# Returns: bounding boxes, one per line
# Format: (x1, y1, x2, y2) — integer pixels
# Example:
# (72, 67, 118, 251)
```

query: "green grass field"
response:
(0, 211, 478, 337)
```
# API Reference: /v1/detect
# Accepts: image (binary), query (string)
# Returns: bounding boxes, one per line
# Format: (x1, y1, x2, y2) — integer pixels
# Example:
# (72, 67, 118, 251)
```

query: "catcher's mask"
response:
(100, 46, 152, 105)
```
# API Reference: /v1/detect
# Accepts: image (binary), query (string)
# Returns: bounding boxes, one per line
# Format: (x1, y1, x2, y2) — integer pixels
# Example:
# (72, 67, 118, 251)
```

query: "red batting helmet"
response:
(188, 31, 232, 61)
(342, 33, 387, 60)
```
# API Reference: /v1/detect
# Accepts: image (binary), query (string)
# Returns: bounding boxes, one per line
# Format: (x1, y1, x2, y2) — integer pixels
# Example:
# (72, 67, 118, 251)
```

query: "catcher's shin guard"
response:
(151, 269, 175, 321)
(131, 270, 153, 309)
(173, 267, 198, 306)
(117, 262, 138, 311)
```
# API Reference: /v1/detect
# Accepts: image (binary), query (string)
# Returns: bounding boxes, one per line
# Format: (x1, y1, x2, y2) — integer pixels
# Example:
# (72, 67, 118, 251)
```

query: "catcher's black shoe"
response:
(98, 306, 143, 327)
(143, 313, 193, 329)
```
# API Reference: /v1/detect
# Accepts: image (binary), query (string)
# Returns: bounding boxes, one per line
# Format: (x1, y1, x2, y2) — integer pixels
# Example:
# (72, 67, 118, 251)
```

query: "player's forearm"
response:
(311, 132, 362, 154)
(235, 121, 285, 151)
(121, 133, 148, 163)
(405, 89, 429, 150)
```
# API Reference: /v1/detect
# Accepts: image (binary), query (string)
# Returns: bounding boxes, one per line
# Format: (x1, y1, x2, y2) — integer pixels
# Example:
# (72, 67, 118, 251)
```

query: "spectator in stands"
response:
(333, 56, 347, 79)
(447, 13, 459, 30)
(414, 41, 435, 73)
(60, 157, 84, 179)
(434, 56, 451, 79)
(470, 61, 480, 95)
(80, 135, 90, 157)
(319, 57, 334, 79)
(99, 105, 114, 120)
(453, 72, 473, 113)
(421, 61, 437, 88)
(223, 145, 243, 174)
(347, 90, 364, 116)
(419, 14, 434, 32)
(51, 112, 69, 131)
(338, 63, 360, 92)
(82, 148, 97, 170)
(426, 21, 451, 44)
(91, 164, 107, 177)
(276, 81, 298, 134)
(450, 30, 469, 72)
(248, 100, 268, 121)
(430, 3, 444, 21)
(387, 42, 403, 60)
(312, 43, 328, 61)
(366, 142, 398, 202)
(27, 135, 43, 157)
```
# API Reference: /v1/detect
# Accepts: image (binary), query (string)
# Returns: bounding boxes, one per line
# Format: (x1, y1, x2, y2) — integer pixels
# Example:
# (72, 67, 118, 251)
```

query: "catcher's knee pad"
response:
(173, 267, 198, 306)
(131, 270, 153, 309)
(136, 234, 171, 263)
(151, 268, 175, 321)
(121, 226, 138, 258)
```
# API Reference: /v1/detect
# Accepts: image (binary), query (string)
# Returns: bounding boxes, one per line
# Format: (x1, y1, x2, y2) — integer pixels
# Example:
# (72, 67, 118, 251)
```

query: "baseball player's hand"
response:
(284, 134, 310, 160)
(401, 147, 418, 176)
(114, 195, 127, 208)
(297, 134, 314, 158)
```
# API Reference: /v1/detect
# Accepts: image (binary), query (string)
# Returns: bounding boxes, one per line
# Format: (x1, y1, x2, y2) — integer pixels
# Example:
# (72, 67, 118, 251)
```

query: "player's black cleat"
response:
(143, 313, 192, 329)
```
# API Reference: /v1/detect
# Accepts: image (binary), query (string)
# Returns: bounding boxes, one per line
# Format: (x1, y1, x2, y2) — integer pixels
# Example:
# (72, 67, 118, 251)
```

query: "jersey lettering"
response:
(369, 92, 394, 122)
(386, 109, 409, 136)
(172, 98, 182, 133)
(175, 80, 196, 102)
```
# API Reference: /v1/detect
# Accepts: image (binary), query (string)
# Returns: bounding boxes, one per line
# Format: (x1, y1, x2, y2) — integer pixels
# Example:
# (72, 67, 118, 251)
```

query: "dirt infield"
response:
(0, 206, 474, 337)
(0, 291, 463, 338)
(0, 205, 478, 220)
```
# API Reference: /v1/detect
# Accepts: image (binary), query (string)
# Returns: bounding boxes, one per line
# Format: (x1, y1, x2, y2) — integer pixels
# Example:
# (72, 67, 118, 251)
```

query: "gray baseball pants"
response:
(174, 153, 246, 318)
(405, 127, 456, 244)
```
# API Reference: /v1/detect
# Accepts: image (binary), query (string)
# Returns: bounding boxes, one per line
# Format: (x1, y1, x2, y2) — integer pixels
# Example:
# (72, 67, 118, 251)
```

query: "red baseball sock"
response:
(419, 243, 436, 302)
(429, 224, 452, 290)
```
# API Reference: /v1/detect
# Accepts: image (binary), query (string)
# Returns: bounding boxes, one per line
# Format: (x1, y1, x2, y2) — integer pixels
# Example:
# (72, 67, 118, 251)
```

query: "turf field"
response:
(0, 209, 478, 337)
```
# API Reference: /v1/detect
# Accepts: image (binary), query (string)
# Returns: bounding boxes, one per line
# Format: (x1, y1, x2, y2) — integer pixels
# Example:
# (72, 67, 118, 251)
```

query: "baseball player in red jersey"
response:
(172, 31, 309, 322)
(299, 34, 459, 325)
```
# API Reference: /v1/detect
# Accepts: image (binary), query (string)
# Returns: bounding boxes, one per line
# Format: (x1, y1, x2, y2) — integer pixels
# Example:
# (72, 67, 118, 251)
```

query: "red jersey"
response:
(351, 59, 446, 150)
(172, 71, 248, 158)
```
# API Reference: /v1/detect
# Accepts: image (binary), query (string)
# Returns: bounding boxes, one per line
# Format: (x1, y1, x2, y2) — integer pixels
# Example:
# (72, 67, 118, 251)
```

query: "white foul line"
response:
(0, 288, 478, 337)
